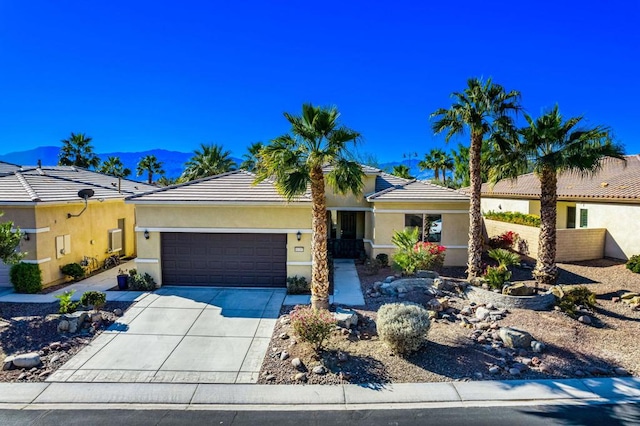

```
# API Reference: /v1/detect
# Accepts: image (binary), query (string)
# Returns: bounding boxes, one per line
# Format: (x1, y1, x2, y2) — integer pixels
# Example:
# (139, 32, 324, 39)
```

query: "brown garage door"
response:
(161, 233, 287, 287)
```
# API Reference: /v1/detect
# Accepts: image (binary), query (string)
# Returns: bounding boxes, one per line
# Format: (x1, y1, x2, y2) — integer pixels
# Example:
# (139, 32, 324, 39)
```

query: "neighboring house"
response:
(480, 155, 640, 260)
(127, 166, 470, 288)
(0, 162, 156, 288)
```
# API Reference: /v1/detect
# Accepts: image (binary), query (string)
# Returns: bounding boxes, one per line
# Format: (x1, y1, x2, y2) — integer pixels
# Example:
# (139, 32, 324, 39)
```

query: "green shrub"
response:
(286, 275, 310, 294)
(392, 241, 446, 275)
(376, 302, 431, 355)
(128, 271, 156, 291)
(483, 265, 511, 290)
(289, 305, 336, 351)
(10, 262, 42, 294)
(484, 211, 541, 227)
(554, 286, 597, 318)
(60, 263, 85, 280)
(626, 255, 640, 273)
(375, 253, 389, 268)
(80, 291, 106, 311)
(55, 290, 79, 314)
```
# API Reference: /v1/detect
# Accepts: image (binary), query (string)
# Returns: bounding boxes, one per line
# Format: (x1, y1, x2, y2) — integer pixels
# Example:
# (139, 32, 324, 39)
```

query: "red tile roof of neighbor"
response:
(481, 155, 640, 201)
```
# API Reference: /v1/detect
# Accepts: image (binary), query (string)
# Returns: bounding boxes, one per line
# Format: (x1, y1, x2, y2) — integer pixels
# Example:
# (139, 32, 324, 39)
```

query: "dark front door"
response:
(161, 233, 287, 287)
(341, 211, 357, 239)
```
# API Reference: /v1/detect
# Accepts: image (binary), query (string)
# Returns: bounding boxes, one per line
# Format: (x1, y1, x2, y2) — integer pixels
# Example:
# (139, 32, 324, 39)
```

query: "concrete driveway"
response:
(48, 287, 285, 384)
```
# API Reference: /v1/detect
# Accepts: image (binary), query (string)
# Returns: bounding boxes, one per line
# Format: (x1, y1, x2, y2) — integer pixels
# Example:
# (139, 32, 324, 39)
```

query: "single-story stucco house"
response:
(0, 162, 155, 288)
(126, 166, 470, 287)
(480, 155, 640, 260)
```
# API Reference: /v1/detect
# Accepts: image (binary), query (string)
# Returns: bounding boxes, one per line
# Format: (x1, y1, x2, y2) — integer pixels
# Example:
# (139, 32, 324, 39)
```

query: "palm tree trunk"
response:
(467, 132, 484, 280)
(310, 166, 330, 310)
(148, 170, 153, 184)
(533, 167, 559, 287)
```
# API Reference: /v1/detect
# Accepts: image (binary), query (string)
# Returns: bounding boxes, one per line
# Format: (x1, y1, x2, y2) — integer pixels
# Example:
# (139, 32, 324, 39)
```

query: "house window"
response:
(579, 209, 588, 228)
(567, 207, 576, 229)
(404, 214, 442, 242)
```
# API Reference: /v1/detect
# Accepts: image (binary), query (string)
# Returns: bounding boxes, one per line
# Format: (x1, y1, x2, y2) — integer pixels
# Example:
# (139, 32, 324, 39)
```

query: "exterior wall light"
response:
(23, 232, 29, 241)
(296, 231, 302, 241)
(144, 230, 150, 240)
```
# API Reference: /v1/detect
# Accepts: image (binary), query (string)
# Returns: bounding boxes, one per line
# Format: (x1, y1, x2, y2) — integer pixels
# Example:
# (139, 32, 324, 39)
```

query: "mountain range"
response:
(0, 146, 432, 181)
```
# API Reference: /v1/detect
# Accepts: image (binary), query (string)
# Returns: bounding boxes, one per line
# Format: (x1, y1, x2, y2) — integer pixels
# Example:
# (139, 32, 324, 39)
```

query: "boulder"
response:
(333, 308, 358, 329)
(475, 307, 490, 320)
(384, 276, 395, 284)
(502, 283, 535, 296)
(2, 356, 15, 371)
(531, 341, 545, 353)
(426, 298, 443, 312)
(499, 327, 534, 349)
(415, 270, 439, 279)
(57, 320, 70, 333)
(578, 315, 592, 325)
(312, 365, 327, 375)
(12, 352, 41, 368)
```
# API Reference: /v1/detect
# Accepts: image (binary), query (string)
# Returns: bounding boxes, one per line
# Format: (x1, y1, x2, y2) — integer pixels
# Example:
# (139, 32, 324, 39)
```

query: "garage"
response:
(160, 233, 287, 287)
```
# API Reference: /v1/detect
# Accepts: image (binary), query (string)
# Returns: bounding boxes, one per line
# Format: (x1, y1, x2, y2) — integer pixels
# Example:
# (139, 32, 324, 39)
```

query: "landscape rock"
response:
(499, 327, 534, 349)
(502, 283, 535, 296)
(334, 307, 359, 329)
(280, 351, 289, 361)
(312, 365, 327, 375)
(68, 320, 78, 334)
(415, 270, 438, 279)
(57, 320, 70, 333)
(294, 372, 307, 382)
(509, 368, 521, 376)
(280, 333, 290, 340)
(426, 298, 443, 312)
(489, 366, 500, 375)
(291, 358, 303, 370)
(339, 371, 352, 381)
(265, 374, 276, 381)
(620, 292, 639, 300)
(475, 307, 490, 320)
(113, 308, 123, 316)
(531, 341, 545, 353)
(11, 352, 41, 368)
(2, 356, 15, 371)
(611, 297, 621, 303)
(539, 364, 552, 374)
(384, 276, 395, 283)
(578, 315, 592, 325)
(614, 367, 629, 376)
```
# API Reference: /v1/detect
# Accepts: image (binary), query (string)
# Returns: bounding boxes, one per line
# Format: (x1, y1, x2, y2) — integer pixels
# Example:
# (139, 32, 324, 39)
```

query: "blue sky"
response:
(0, 1, 638, 162)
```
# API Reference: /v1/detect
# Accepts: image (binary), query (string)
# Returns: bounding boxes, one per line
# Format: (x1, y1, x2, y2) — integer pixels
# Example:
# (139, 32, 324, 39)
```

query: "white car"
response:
(429, 219, 442, 234)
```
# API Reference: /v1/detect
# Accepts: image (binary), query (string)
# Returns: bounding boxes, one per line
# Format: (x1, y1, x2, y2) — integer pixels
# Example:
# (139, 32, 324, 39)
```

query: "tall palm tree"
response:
(180, 144, 237, 182)
(489, 105, 625, 286)
(431, 78, 521, 280)
(255, 103, 364, 310)
(436, 150, 454, 182)
(240, 142, 264, 172)
(156, 176, 178, 187)
(98, 156, 131, 178)
(58, 132, 100, 169)
(418, 149, 441, 180)
(136, 155, 165, 184)
(391, 164, 414, 179)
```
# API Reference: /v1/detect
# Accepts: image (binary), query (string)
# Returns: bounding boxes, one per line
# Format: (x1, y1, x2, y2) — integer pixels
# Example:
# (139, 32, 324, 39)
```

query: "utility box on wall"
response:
(108, 228, 123, 253)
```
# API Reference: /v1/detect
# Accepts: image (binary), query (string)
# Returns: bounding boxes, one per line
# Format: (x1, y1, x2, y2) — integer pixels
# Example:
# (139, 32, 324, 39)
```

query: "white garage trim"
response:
(135, 227, 313, 234)
(287, 261, 313, 266)
(134, 258, 160, 264)
(22, 257, 52, 264)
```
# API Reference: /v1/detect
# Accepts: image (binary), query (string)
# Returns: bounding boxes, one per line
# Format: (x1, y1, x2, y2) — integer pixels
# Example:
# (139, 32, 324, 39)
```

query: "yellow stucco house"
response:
(127, 166, 470, 288)
(0, 162, 156, 288)
(480, 155, 640, 261)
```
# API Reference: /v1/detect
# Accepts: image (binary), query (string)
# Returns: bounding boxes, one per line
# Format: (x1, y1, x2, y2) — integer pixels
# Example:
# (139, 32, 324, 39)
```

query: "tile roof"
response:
(481, 155, 640, 201)
(374, 172, 412, 193)
(367, 179, 469, 202)
(0, 161, 21, 175)
(0, 164, 156, 204)
(127, 170, 311, 204)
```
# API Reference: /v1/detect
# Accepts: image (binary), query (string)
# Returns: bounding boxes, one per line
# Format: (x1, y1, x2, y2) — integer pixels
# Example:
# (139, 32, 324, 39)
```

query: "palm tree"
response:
(489, 105, 625, 286)
(255, 103, 364, 310)
(436, 150, 454, 183)
(240, 142, 264, 172)
(98, 156, 131, 178)
(418, 149, 441, 180)
(391, 164, 414, 179)
(431, 78, 521, 280)
(58, 132, 100, 169)
(156, 176, 178, 187)
(136, 155, 165, 184)
(180, 144, 237, 182)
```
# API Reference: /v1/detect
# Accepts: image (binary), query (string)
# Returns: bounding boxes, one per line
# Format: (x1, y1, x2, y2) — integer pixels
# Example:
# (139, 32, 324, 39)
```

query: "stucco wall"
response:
(324, 174, 375, 209)
(1, 201, 137, 287)
(481, 197, 530, 215)
(483, 219, 605, 262)
(133, 204, 314, 285)
(578, 202, 640, 260)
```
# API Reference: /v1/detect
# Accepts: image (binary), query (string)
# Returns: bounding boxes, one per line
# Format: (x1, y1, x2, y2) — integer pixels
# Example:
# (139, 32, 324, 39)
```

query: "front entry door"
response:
(341, 211, 357, 239)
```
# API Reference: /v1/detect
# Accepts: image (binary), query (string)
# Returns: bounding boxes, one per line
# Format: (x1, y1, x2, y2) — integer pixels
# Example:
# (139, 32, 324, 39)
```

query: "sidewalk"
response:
(0, 260, 145, 303)
(0, 377, 638, 410)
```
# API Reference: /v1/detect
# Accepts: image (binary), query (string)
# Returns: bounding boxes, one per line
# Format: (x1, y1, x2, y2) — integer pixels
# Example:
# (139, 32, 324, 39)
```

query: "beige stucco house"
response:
(0, 162, 155, 288)
(127, 166, 470, 287)
(480, 155, 640, 260)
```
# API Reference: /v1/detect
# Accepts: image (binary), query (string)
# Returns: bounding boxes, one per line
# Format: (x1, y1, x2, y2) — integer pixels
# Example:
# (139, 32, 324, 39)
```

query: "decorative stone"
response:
(614, 367, 629, 376)
(489, 366, 500, 375)
(312, 365, 327, 375)
(68, 320, 78, 334)
(17, 372, 28, 380)
(509, 368, 521, 376)
(499, 327, 534, 349)
(373, 281, 383, 291)
(339, 371, 352, 381)
(57, 320, 70, 333)
(113, 308, 123, 316)
(460, 307, 472, 316)
(11, 352, 41, 368)
(475, 322, 491, 330)
(384, 276, 395, 283)
(334, 308, 359, 329)
(531, 357, 541, 366)
(574, 370, 585, 377)
(294, 372, 307, 382)
(265, 374, 276, 381)
(426, 298, 443, 312)
(611, 297, 621, 303)
(50, 355, 61, 364)
(475, 307, 490, 320)
(531, 341, 545, 353)
(280, 351, 290, 361)
(415, 270, 438, 279)
(2, 356, 15, 371)
(396, 286, 407, 293)
(291, 358, 303, 370)
(521, 357, 533, 366)
(539, 364, 552, 374)
(486, 303, 495, 310)
(280, 317, 291, 325)
(280, 333, 290, 340)
(578, 315, 592, 325)
(620, 292, 640, 300)
(502, 283, 535, 296)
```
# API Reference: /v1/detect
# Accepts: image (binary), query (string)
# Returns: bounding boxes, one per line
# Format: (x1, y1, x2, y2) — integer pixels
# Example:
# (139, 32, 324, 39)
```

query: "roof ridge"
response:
(417, 179, 468, 195)
(14, 172, 41, 202)
(28, 172, 140, 196)
(126, 170, 245, 200)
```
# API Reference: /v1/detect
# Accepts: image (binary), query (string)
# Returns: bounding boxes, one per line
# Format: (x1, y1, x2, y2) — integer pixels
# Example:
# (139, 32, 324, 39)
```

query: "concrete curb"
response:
(0, 378, 638, 410)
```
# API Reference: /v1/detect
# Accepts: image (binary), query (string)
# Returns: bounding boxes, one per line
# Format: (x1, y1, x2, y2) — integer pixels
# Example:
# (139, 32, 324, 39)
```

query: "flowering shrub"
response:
(488, 230, 520, 250)
(289, 305, 337, 351)
(394, 238, 447, 275)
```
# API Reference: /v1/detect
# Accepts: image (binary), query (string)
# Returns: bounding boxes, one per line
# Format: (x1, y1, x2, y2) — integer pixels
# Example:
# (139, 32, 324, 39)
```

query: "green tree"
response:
(431, 78, 521, 280)
(0, 212, 24, 265)
(240, 142, 264, 172)
(418, 148, 441, 181)
(156, 176, 178, 187)
(180, 144, 237, 182)
(98, 156, 131, 178)
(489, 105, 625, 286)
(136, 155, 165, 184)
(58, 132, 100, 169)
(255, 103, 364, 310)
(391, 164, 414, 179)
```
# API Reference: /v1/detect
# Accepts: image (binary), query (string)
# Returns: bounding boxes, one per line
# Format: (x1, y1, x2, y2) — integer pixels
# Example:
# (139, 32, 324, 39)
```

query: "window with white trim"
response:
(404, 214, 442, 242)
